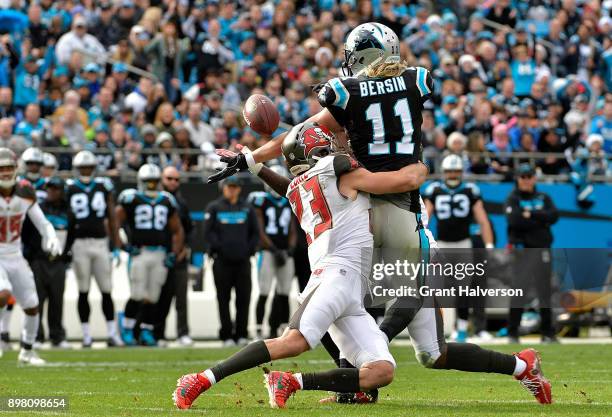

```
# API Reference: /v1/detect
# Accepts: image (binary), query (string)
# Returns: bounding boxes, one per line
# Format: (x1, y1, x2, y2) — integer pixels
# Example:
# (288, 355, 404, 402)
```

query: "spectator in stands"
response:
(124, 77, 153, 114)
(0, 118, 26, 154)
(61, 104, 87, 150)
(487, 123, 514, 180)
(15, 104, 49, 146)
(184, 101, 214, 147)
(204, 177, 258, 346)
(590, 93, 612, 153)
(55, 15, 105, 66)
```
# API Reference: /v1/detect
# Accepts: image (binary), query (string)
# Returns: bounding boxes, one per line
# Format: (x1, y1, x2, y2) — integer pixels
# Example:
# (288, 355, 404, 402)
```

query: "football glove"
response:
(43, 235, 62, 257)
(164, 252, 177, 268)
(207, 150, 248, 184)
(122, 244, 141, 256)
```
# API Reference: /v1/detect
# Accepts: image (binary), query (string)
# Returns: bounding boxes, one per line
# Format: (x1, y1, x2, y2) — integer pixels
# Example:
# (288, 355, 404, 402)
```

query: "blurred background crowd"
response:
(0, 0, 609, 181)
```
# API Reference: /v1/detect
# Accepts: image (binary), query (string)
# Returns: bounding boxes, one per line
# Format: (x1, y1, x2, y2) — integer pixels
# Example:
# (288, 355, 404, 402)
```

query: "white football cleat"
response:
(477, 330, 494, 341)
(178, 335, 194, 347)
(18, 348, 46, 366)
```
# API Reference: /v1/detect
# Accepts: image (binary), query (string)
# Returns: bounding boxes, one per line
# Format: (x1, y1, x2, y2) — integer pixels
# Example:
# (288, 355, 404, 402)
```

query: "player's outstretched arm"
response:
(341, 162, 428, 196)
(256, 165, 291, 197)
(208, 109, 344, 184)
(27, 203, 61, 256)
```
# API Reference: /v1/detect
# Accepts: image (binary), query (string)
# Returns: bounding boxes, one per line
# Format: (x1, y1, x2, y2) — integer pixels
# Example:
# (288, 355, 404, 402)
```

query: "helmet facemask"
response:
(443, 170, 462, 188)
(0, 164, 16, 189)
(77, 166, 96, 184)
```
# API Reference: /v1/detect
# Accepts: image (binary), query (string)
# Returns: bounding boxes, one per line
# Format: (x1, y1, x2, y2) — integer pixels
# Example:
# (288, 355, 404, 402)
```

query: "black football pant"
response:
(31, 258, 67, 344)
(293, 244, 310, 292)
(154, 263, 189, 340)
(508, 248, 554, 338)
(213, 259, 251, 341)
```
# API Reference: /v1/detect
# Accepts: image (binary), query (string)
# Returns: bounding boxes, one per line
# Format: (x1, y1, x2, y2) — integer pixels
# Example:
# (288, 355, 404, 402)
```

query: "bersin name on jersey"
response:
(359, 76, 407, 97)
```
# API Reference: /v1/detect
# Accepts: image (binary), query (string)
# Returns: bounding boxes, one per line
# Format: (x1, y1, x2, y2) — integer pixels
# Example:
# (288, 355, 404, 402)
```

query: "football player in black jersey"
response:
(211, 23, 552, 405)
(64, 150, 122, 347)
(423, 154, 494, 342)
(248, 165, 297, 339)
(115, 164, 184, 346)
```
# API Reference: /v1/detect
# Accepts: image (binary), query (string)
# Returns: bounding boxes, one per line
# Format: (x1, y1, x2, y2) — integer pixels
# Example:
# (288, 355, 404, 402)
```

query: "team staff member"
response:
(505, 163, 559, 343)
(204, 177, 258, 346)
(154, 166, 194, 346)
(29, 177, 71, 348)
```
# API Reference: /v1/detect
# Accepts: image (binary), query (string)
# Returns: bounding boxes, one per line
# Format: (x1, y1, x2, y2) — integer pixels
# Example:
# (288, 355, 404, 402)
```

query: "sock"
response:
(301, 368, 360, 392)
(124, 299, 141, 320)
(82, 323, 91, 341)
(202, 369, 216, 385)
(78, 292, 90, 323)
(140, 303, 156, 328)
(1, 305, 13, 334)
(293, 373, 304, 389)
(122, 317, 136, 330)
(107, 321, 117, 338)
(513, 356, 527, 376)
(208, 340, 271, 383)
(439, 343, 516, 375)
(457, 318, 468, 332)
(269, 294, 289, 334)
(21, 313, 40, 348)
(101, 292, 115, 322)
(256, 295, 267, 325)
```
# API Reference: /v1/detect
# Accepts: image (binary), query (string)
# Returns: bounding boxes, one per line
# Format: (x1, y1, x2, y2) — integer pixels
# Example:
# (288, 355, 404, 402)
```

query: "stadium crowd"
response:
(0, 0, 608, 179)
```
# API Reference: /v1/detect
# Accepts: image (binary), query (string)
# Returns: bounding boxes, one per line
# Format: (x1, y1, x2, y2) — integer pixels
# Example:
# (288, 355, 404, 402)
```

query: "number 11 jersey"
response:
(318, 67, 433, 213)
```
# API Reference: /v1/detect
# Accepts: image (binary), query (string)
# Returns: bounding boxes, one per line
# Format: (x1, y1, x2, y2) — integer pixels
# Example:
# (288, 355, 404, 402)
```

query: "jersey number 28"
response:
(135, 204, 168, 231)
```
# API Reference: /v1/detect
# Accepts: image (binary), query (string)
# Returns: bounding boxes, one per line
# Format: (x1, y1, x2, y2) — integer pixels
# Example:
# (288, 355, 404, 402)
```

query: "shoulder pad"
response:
(95, 177, 114, 192)
(333, 153, 359, 177)
(118, 188, 137, 205)
(318, 77, 350, 110)
(15, 179, 36, 201)
(465, 182, 481, 197)
(247, 191, 267, 207)
(160, 191, 178, 208)
(423, 181, 441, 197)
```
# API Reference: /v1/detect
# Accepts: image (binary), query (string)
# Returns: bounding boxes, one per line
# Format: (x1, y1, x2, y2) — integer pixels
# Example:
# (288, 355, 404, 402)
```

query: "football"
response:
(242, 94, 280, 136)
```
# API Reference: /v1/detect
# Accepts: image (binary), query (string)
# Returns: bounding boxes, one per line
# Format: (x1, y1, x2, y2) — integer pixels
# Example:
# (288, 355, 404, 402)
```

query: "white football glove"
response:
(43, 235, 62, 257)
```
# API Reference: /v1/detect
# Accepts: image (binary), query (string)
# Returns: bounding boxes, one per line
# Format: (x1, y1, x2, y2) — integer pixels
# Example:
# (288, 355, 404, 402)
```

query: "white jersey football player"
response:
(172, 122, 428, 410)
(0, 148, 61, 364)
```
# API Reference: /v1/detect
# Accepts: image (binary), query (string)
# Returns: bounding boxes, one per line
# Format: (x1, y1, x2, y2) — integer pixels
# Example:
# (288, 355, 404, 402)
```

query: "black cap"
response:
(516, 163, 535, 176)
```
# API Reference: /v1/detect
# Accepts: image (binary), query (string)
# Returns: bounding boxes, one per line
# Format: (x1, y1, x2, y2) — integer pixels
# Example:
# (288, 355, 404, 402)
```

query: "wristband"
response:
(241, 147, 263, 175)
(485, 243, 494, 249)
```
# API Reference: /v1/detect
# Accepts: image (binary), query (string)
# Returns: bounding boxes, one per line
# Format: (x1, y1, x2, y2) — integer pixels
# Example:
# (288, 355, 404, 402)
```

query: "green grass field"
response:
(1, 343, 611, 416)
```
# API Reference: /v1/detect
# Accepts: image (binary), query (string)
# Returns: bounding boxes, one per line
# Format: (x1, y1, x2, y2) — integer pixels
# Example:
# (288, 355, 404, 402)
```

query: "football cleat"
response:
(18, 348, 46, 366)
(139, 329, 157, 346)
(107, 335, 124, 347)
(515, 348, 552, 404)
(319, 389, 379, 404)
(263, 371, 301, 408)
(120, 328, 136, 346)
(173, 373, 211, 409)
(82, 337, 93, 348)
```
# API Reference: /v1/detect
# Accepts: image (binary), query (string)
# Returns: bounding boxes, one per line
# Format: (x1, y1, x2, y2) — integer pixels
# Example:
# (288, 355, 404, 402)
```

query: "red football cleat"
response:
(172, 372, 211, 409)
(263, 371, 301, 408)
(515, 348, 552, 404)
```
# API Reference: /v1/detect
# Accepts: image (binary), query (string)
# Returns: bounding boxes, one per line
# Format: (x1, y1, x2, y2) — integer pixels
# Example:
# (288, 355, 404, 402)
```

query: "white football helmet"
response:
(343, 22, 400, 76)
(0, 147, 17, 189)
(137, 163, 161, 196)
(265, 164, 289, 198)
(73, 150, 98, 183)
(21, 147, 44, 181)
(43, 152, 58, 169)
(441, 154, 463, 188)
